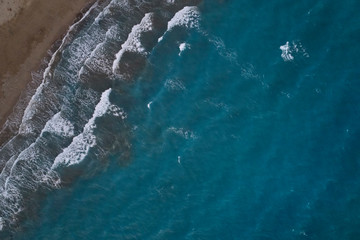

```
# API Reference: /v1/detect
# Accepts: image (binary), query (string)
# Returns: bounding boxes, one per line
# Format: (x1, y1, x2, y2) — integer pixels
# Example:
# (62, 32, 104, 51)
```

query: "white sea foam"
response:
(293, 40, 309, 57)
(0, 2, 115, 230)
(167, 6, 201, 30)
(164, 78, 186, 91)
(52, 89, 126, 168)
(167, 127, 197, 140)
(112, 13, 155, 73)
(178, 42, 190, 56)
(42, 112, 75, 138)
(0, 141, 52, 219)
(19, 83, 45, 134)
(208, 35, 238, 63)
(106, 25, 122, 41)
(113, 6, 201, 74)
(91, 89, 126, 119)
(18, 2, 100, 135)
(280, 41, 294, 61)
(51, 129, 96, 168)
(82, 41, 113, 76)
(67, 31, 105, 74)
(280, 40, 309, 61)
(93, 0, 127, 28)
(93, 0, 112, 24)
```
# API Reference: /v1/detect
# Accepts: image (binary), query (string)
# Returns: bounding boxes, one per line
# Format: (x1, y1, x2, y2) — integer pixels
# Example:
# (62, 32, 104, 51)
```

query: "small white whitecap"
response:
(179, 43, 190, 56)
(147, 101, 153, 109)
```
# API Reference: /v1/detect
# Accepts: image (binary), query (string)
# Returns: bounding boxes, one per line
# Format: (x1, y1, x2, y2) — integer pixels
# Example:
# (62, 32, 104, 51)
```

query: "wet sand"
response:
(0, 0, 95, 128)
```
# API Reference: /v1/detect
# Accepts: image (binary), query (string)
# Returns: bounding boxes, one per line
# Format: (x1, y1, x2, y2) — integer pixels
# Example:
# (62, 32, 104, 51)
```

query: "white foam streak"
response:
(3, 142, 37, 191)
(19, 1, 100, 134)
(42, 112, 75, 138)
(280, 41, 294, 61)
(82, 41, 113, 76)
(52, 89, 126, 168)
(106, 25, 121, 40)
(112, 13, 154, 73)
(19, 83, 45, 134)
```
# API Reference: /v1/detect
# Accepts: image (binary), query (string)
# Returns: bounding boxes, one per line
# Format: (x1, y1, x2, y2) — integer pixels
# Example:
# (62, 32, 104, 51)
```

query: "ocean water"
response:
(0, 0, 360, 239)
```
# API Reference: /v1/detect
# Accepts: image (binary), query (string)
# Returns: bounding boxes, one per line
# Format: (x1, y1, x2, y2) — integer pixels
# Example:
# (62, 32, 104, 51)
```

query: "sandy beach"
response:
(0, 0, 94, 128)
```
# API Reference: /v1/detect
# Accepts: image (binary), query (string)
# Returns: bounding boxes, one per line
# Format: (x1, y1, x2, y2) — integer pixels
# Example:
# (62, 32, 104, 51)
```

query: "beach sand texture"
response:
(0, 0, 94, 127)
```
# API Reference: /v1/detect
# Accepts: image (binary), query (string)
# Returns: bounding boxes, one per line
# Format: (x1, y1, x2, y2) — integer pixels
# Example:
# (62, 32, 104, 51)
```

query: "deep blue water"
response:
(0, 0, 360, 239)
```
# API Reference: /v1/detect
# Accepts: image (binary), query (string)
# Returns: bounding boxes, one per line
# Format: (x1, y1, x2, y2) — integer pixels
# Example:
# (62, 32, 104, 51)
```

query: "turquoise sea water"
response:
(0, 0, 360, 239)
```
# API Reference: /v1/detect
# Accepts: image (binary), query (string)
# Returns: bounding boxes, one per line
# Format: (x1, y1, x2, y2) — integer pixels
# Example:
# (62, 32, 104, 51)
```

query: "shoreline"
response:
(0, 0, 96, 130)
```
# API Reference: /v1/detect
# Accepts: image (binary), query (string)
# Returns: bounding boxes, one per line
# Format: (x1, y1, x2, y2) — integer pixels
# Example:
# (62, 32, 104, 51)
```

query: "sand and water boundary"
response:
(0, 0, 95, 128)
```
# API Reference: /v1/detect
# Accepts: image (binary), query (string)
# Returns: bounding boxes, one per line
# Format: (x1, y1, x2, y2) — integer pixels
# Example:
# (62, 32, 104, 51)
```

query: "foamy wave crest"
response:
(52, 89, 126, 168)
(18, 84, 46, 135)
(112, 3, 203, 79)
(112, 13, 155, 74)
(79, 41, 115, 85)
(0, 0, 203, 234)
(67, 32, 106, 74)
(16, 1, 103, 136)
(0, 7, 105, 228)
(105, 24, 122, 41)
(167, 6, 201, 30)
(42, 112, 75, 138)
(156, 5, 201, 54)
(0, 140, 62, 230)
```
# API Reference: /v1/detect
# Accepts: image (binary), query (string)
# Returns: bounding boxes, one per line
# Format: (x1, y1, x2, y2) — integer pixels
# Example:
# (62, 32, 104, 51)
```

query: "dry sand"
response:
(0, 0, 95, 127)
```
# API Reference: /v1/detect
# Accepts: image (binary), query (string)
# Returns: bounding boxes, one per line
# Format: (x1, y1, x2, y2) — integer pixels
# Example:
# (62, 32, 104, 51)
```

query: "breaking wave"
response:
(0, 0, 202, 234)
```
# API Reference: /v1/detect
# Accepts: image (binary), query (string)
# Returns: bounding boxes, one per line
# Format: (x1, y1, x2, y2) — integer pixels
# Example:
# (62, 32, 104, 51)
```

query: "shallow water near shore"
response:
(1, 0, 360, 239)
